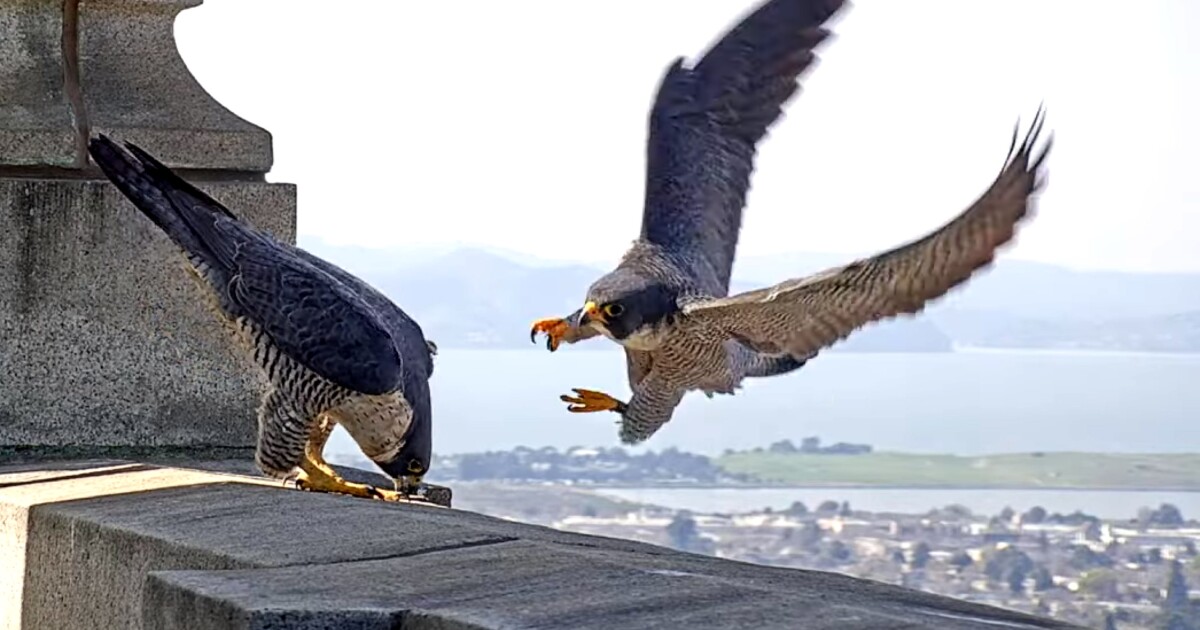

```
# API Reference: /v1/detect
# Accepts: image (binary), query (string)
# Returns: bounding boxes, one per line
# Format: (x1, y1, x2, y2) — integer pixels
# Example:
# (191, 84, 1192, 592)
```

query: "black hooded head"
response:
(579, 269, 680, 341)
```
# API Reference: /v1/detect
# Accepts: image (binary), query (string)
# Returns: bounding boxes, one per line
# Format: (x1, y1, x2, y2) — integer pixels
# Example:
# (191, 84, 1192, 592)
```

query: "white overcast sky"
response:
(175, 0, 1199, 273)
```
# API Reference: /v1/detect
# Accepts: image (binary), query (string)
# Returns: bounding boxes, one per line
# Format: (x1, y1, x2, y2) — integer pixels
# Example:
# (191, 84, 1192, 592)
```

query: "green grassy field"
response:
(715, 452, 1200, 490)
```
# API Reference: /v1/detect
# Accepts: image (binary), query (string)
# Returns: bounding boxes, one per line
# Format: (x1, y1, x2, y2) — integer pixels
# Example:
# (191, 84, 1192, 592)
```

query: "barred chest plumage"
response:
(647, 323, 746, 393)
(230, 313, 414, 464)
(232, 315, 351, 416)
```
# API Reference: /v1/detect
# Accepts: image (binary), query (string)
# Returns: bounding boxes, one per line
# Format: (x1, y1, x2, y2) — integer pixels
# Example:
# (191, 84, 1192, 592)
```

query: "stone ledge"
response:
(1, 461, 1083, 630)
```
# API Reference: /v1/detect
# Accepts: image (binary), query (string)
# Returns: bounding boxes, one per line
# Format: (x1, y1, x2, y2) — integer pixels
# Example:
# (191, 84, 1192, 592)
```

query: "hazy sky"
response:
(176, 1, 1199, 273)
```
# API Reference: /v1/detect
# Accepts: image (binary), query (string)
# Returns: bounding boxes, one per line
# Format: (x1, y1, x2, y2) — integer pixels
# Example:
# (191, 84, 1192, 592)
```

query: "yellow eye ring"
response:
(603, 303, 624, 318)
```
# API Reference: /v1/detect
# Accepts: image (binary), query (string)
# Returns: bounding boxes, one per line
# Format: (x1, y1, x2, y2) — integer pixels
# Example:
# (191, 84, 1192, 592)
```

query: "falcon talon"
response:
(560, 388, 626, 414)
(529, 317, 570, 353)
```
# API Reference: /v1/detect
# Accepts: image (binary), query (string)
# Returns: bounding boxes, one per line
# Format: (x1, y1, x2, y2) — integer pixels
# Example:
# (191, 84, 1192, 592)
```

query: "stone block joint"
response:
(61, 0, 89, 168)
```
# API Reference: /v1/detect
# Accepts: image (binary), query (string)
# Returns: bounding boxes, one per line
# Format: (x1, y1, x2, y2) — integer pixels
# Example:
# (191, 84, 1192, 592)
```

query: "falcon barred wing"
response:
(291, 246, 434, 382)
(641, 0, 846, 294)
(89, 135, 404, 396)
(227, 238, 406, 396)
(682, 110, 1052, 358)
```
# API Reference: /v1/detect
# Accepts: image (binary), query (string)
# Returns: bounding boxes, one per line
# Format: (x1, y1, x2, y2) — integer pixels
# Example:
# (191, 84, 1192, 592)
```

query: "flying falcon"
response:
(89, 136, 438, 502)
(530, 0, 1052, 445)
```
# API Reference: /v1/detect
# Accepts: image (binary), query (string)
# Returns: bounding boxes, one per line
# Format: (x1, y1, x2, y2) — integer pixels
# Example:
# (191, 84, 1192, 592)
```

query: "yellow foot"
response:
(530, 317, 570, 352)
(295, 469, 406, 502)
(560, 388, 628, 414)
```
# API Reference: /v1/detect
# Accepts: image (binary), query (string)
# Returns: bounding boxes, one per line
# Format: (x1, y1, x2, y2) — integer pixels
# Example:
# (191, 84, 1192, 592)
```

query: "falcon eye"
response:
(407, 459, 425, 474)
(603, 303, 624, 318)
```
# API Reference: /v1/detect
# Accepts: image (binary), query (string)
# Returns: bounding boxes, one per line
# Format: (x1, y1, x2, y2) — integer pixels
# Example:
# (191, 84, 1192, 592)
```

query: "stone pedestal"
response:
(0, 0, 295, 459)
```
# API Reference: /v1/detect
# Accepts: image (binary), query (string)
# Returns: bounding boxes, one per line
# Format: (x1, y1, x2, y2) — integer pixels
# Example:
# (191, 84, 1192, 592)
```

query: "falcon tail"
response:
(744, 352, 809, 379)
(87, 135, 240, 275)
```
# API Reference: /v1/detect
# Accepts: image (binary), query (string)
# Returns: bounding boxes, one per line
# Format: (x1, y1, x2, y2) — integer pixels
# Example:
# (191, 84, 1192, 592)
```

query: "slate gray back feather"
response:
(641, 0, 847, 295)
(89, 136, 414, 397)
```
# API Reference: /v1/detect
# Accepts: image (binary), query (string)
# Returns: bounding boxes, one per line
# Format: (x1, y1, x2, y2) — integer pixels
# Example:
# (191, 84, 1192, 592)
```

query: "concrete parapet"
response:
(1, 461, 1083, 630)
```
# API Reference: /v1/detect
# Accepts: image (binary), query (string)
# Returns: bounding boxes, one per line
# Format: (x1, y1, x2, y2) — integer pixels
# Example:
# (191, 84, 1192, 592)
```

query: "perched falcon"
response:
(89, 135, 438, 502)
(530, 0, 1052, 445)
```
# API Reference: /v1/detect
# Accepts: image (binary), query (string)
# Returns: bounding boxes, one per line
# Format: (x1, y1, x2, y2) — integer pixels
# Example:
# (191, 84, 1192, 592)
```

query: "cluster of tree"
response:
(1098, 560, 1200, 630)
(981, 546, 1054, 594)
(769, 499, 852, 518)
(1018, 503, 1187, 528)
(1018, 505, 1102, 526)
(1139, 504, 1188, 528)
(738, 436, 873, 456)
(1158, 560, 1199, 630)
(437, 445, 756, 484)
(665, 511, 716, 555)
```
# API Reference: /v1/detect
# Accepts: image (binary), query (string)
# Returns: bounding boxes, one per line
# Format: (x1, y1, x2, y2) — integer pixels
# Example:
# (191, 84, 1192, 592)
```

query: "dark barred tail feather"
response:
(744, 353, 809, 379)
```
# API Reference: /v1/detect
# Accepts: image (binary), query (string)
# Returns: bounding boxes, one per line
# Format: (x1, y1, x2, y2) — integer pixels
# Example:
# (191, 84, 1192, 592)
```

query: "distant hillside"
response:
(296, 238, 1200, 353)
(716, 451, 1200, 490)
(733, 252, 1200, 321)
(299, 240, 952, 352)
(933, 309, 1200, 353)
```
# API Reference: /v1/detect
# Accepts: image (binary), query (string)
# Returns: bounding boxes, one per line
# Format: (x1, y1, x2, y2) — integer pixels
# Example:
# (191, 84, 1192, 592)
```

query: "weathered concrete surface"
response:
(0, 179, 295, 453)
(0, 0, 295, 456)
(0, 0, 272, 170)
(0, 0, 76, 166)
(0, 461, 278, 630)
(1, 461, 1084, 630)
(78, 0, 274, 171)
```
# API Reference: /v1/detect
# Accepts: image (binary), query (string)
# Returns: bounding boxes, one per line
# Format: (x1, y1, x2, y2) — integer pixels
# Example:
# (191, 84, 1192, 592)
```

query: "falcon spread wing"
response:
(640, 0, 847, 295)
(681, 109, 1052, 359)
(90, 136, 406, 396)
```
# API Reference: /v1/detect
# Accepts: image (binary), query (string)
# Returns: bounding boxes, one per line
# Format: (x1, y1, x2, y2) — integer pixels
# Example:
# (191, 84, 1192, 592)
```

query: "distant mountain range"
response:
(298, 238, 1200, 353)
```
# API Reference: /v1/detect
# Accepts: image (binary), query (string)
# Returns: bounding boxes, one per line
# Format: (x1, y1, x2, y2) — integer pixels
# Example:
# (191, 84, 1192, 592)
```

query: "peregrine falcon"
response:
(88, 135, 437, 502)
(530, 0, 1052, 445)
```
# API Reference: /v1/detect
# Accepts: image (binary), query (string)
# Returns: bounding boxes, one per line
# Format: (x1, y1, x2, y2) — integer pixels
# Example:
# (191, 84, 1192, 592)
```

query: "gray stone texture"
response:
(78, 0, 274, 171)
(0, 0, 272, 170)
(0, 0, 77, 166)
(0, 462, 1082, 630)
(0, 0, 295, 455)
(0, 179, 295, 452)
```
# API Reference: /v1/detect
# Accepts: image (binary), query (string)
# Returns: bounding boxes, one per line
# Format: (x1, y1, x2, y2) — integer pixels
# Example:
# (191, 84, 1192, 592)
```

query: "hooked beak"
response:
(579, 301, 604, 328)
(395, 474, 424, 496)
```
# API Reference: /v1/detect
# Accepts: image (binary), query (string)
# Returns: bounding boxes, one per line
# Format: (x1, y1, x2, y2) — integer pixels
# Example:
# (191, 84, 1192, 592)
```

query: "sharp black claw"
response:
(365, 485, 383, 499)
(529, 328, 538, 344)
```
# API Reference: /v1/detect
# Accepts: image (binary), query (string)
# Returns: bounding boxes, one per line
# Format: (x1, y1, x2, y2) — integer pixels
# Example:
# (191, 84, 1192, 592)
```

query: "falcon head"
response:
(376, 381, 433, 495)
(578, 269, 679, 347)
(378, 429, 430, 494)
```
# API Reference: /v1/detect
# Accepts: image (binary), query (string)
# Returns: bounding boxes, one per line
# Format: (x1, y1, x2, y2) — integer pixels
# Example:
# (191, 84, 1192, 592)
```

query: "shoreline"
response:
(425, 346, 1200, 357)
(449, 481, 1200, 493)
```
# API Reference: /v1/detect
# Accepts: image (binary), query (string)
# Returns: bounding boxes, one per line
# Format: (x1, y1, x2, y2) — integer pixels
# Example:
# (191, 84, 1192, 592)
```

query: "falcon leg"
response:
(255, 388, 310, 480)
(560, 388, 628, 414)
(294, 415, 405, 501)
